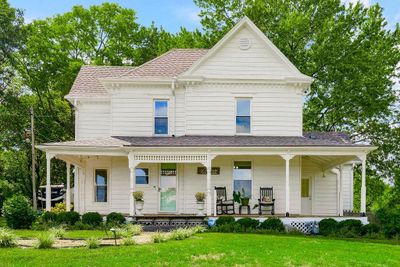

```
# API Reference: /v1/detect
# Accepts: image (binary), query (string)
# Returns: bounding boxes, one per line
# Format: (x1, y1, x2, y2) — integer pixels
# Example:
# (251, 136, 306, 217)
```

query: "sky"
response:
(8, 0, 400, 33)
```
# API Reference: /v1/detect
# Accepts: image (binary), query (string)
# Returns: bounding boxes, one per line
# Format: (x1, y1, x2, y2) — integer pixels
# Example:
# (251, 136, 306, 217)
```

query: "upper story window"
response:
(236, 98, 251, 134)
(94, 169, 107, 202)
(154, 100, 168, 135)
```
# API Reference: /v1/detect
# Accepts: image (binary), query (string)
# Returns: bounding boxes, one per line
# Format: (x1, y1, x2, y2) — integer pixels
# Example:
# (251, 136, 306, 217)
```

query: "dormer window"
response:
(236, 98, 251, 134)
(154, 100, 168, 135)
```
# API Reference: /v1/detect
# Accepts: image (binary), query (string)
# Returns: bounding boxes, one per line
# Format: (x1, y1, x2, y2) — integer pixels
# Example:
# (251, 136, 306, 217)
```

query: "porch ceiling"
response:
(303, 155, 357, 171)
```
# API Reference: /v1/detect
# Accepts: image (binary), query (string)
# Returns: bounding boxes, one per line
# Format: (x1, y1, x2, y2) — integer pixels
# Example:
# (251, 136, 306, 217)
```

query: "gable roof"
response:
(120, 49, 209, 78)
(66, 65, 135, 98)
(183, 17, 312, 82)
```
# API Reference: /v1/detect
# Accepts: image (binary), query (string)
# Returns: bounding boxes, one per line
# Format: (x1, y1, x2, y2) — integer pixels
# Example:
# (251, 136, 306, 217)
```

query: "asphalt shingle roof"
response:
(66, 49, 209, 98)
(41, 132, 370, 148)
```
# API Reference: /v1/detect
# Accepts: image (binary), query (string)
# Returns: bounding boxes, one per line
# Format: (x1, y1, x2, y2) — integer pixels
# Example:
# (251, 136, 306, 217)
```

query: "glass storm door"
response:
(159, 163, 177, 212)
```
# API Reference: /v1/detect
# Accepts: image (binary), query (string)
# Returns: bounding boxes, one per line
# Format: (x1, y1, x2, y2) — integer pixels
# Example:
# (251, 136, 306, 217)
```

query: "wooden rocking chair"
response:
(258, 187, 275, 215)
(215, 186, 235, 215)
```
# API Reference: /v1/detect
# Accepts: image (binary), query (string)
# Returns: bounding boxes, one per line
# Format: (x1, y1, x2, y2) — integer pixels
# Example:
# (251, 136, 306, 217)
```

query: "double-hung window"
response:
(154, 100, 168, 135)
(236, 98, 251, 134)
(233, 161, 252, 198)
(135, 168, 149, 185)
(94, 169, 107, 202)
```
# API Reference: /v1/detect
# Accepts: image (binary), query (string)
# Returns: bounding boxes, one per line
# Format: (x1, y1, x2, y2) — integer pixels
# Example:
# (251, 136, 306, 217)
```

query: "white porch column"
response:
(204, 154, 215, 216)
(66, 163, 71, 211)
(73, 166, 79, 212)
(46, 153, 55, 211)
(281, 154, 294, 217)
(359, 154, 367, 216)
(339, 165, 344, 216)
(128, 152, 139, 216)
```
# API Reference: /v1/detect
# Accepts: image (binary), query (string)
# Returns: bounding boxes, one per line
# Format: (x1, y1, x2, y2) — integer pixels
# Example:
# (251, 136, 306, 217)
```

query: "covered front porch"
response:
(38, 143, 372, 218)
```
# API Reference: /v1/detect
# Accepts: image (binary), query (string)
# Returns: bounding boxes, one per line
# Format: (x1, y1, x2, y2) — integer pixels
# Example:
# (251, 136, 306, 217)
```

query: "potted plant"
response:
(132, 191, 144, 215)
(233, 188, 250, 206)
(195, 192, 205, 216)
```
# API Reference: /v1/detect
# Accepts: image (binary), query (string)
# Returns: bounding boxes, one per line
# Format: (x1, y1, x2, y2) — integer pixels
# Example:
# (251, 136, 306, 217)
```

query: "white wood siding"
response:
(75, 101, 111, 140)
(191, 27, 297, 79)
(341, 164, 354, 211)
(185, 84, 302, 136)
(80, 155, 301, 215)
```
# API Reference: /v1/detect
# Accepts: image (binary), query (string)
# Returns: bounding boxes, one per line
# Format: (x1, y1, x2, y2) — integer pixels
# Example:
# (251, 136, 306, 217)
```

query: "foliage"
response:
(259, 218, 284, 232)
(318, 219, 338, 236)
(215, 216, 235, 226)
(2, 195, 35, 229)
(361, 223, 381, 236)
(57, 211, 80, 226)
(116, 224, 143, 238)
(34, 232, 55, 249)
(170, 227, 197, 240)
(70, 221, 94, 230)
(121, 237, 136, 246)
(41, 211, 58, 224)
(375, 207, 400, 238)
(0, 227, 18, 247)
(236, 218, 259, 230)
(233, 188, 249, 205)
(132, 191, 144, 202)
(106, 212, 125, 226)
(82, 212, 103, 227)
(195, 192, 205, 202)
(52, 203, 66, 214)
(49, 226, 66, 239)
(335, 219, 363, 237)
(85, 237, 100, 249)
(0, 180, 15, 215)
(152, 231, 169, 243)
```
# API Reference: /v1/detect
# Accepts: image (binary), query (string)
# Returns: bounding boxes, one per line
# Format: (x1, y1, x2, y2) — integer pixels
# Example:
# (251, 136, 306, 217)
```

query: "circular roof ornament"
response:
(239, 37, 251, 50)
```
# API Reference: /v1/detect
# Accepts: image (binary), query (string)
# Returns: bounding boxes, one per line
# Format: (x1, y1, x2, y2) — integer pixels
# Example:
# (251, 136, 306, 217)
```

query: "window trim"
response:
(232, 160, 253, 199)
(235, 98, 252, 135)
(153, 99, 169, 136)
(135, 167, 149, 185)
(94, 169, 108, 203)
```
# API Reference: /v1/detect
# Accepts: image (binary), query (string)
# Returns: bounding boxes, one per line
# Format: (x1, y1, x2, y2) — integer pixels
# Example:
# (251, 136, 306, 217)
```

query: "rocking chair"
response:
(215, 186, 235, 215)
(258, 187, 275, 215)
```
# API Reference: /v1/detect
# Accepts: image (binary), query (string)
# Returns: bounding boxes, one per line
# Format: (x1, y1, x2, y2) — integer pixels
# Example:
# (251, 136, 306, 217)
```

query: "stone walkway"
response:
(18, 232, 154, 248)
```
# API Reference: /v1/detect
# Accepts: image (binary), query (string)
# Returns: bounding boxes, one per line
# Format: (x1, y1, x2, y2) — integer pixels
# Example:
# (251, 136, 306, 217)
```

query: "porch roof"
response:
(38, 132, 372, 148)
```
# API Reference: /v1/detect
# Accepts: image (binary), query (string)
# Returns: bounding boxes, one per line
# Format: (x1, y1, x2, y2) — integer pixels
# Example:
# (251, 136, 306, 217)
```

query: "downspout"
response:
(331, 167, 342, 216)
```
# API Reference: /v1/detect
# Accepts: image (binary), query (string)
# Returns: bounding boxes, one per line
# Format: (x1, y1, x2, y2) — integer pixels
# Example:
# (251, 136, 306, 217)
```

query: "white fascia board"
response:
(36, 145, 127, 156)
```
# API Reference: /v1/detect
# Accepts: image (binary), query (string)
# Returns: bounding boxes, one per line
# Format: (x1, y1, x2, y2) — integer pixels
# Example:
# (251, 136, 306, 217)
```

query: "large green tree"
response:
(194, 0, 400, 210)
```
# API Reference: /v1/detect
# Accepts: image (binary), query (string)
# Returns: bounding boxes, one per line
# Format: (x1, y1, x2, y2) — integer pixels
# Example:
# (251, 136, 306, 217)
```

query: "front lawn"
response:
(1, 233, 399, 266)
(12, 229, 110, 239)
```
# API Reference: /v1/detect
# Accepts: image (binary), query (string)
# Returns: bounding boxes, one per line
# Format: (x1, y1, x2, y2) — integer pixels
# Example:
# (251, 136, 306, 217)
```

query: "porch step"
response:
(132, 216, 207, 231)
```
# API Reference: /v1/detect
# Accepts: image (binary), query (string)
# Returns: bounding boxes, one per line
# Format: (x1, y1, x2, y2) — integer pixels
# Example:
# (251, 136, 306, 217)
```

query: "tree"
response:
(194, 0, 400, 207)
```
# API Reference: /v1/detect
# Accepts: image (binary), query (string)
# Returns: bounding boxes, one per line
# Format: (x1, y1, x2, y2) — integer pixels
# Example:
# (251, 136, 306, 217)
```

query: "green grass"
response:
(12, 229, 110, 239)
(1, 233, 399, 266)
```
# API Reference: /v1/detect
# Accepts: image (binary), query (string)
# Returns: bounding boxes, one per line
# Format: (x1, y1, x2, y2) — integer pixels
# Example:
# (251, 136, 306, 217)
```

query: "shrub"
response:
(106, 212, 125, 226)
(82, 212, 103, 226)
(236, 218, 259, 230)
(152, 231, 169, 243)
(192, 225, 206, 233)
(34, 232, 55, 249)
(259, 218, 284, 232)
(318, 218, 338, 236)
(41, 211, 58, 224)
(121, 237, 136, 246)
(195, 192, 205, 202)
(212, 223, 242, 233)
(336, 219, 363, 237)
(85, 237, 100, 249)
(2, 195, 35, 229)
(71, 221, 93, 230)
(361, 223, 380, 236)
(49, 226, 66, 239)
(376, 208, 400, 238)
(171, 228, 194, 240)
(57, 211, 80, 226)
(0, 227, 18, 247)
(52, 202, 66, 214)
(125, 224, 143, 236)
(215, 216, 235, 226)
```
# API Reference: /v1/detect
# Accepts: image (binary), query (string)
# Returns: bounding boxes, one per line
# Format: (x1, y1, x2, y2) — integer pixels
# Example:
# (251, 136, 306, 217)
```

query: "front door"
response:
(301, 177, 312, 215)
(159, 163, 177, 212)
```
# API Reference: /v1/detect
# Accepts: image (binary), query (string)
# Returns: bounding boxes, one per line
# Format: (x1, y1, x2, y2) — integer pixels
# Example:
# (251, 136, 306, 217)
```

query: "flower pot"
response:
(196, 201, 205, 216)
(135, 200, 144, 215)
(241, 198, 250, 206)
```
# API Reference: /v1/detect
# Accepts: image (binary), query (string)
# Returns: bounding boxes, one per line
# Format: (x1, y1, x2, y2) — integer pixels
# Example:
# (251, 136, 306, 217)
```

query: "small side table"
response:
(239, 204, 251, 215)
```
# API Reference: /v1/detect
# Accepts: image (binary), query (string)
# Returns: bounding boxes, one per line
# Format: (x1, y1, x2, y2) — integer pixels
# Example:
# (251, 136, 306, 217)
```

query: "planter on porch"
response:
(195, 192, 206, 216)
(133, 191, 144, 216)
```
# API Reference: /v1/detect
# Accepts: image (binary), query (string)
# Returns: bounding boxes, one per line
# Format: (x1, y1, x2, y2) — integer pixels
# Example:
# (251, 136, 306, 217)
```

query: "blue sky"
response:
(8, 0, 400, 32)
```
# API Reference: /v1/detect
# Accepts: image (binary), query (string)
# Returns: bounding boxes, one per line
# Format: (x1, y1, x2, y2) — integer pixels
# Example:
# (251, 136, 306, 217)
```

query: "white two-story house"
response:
(38, 17, 374, 221)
